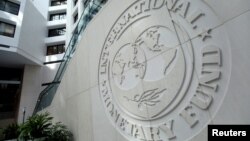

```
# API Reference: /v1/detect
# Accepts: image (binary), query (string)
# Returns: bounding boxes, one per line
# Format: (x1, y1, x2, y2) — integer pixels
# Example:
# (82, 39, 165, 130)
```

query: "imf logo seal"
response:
(111, 25, 193, 120)
(98, 0, 231, 141)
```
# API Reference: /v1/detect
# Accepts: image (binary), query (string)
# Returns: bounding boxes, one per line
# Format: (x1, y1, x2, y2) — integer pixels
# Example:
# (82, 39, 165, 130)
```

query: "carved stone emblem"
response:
(98, 0, 231, 141)
(110, 25, 192, 120)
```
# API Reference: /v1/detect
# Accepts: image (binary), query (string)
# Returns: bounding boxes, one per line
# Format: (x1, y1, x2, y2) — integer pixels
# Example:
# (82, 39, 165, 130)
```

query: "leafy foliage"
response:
(46, 122, 72, 141)
(2, 123, 20, 140)
(1, 112, 72, 141)
(19, 112, 53, 140)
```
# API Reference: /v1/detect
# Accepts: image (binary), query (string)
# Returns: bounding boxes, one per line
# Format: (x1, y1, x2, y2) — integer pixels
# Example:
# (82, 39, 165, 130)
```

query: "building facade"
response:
(0, 0, 46, 129)
(0, 0, 89, 130)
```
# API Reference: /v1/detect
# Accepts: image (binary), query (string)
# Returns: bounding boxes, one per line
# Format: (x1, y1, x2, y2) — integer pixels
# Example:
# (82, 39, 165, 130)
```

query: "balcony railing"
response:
(33, 0, 108, 114)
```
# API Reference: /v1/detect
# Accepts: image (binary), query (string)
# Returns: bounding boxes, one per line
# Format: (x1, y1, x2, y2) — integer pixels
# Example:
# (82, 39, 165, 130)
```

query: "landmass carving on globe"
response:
(111, 26, 187, 119)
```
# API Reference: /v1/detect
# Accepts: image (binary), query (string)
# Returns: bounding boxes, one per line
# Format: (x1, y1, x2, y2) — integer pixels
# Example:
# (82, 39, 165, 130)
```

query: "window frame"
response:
(48, 27, 66, 37)
(46, 44, 65, 56)
(51, 0, 67, 6)
(49, 12, 66, 21)
(0, 21, 16, 38)
(0, 0, 20, 15)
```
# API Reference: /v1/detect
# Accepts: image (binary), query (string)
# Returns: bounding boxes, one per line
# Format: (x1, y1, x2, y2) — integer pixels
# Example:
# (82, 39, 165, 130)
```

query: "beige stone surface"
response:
(43, 0, 250, 141)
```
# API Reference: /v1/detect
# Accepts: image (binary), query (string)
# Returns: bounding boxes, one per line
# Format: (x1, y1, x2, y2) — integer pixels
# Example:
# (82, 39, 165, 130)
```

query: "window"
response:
(74, 0, 78, 6)
(51, 0, 67, 6)
(48, 27, 66, 37)
(50, 13, 66, 21)
(47, 44, 65, 55)
(73, 13, 78, 23)
(0, 0, 20, 15)
(0, 21, 16, 37)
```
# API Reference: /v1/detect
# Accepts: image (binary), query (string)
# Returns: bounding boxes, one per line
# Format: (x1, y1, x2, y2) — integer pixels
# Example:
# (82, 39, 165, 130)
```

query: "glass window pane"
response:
(50, 15, 53, 21)
(59, 28, 65, 35)
(51, 1, 56, 6)
(0, 23, 4, 35)
(6, 1, 19, 15)
(52, 46, 57, 53)
(62, 0, 67, 5)
(54, 15, 59, 20)
(51, 0, 67, 6)
(0, 1, 6, 10)
(58, 45, 65, 54)
(0, 21, 15, 37)
(59, 13, 66, 20)
(1, 1, 20, 15)
(4, 24, 15, 36)
(51, 1, 59, 6)
(50, 13, 66, 21)
(47, 47, 53, 55)
(48, 27, 65, 37)
(47, 44, 65, 55)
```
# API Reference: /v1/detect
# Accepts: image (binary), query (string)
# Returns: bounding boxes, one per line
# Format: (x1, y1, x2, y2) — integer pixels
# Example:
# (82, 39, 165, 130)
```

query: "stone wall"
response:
(43, 0, 250, 141)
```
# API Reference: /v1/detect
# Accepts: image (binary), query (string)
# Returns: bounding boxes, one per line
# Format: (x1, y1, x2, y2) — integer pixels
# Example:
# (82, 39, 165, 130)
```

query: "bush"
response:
(47, 122, 72, 141)
(19, 112, 53, 140)
(2, 123, 20, 140)
(1, 112, 73, 141)
(18, 112, 73, 141)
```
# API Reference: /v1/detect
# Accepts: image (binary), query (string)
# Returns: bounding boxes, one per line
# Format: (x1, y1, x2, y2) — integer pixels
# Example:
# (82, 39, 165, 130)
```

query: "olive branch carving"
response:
(124, 88, 166, 110)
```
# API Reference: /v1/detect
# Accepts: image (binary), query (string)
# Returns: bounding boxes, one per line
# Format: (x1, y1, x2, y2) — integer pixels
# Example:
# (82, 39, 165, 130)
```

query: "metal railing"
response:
(33, 0, 108, 114)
